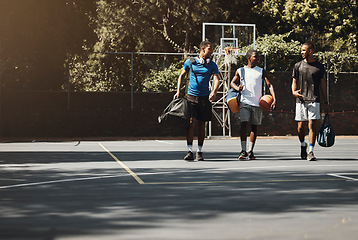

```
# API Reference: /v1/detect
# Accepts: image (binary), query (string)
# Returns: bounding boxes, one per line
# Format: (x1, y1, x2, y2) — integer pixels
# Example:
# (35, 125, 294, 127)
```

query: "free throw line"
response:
(98, 143, 144, 184)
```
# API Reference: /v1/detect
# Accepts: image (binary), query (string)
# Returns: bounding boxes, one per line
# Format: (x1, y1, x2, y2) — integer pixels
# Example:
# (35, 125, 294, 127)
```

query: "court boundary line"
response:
(98, 142, 145, 184)
(327, 173, 358, 181)
(144, 178, 345, 185)
(0, 175, 125, 189)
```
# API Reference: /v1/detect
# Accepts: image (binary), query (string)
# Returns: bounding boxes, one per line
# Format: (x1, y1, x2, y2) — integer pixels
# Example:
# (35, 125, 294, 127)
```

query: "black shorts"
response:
(185, 94, 212, 122)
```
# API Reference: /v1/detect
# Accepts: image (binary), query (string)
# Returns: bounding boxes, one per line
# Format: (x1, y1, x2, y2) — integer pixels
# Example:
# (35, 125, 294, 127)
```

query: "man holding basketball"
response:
(174, 41, 220, 161)
(292, 42, 329, 161)
(231, 49, 276, 160)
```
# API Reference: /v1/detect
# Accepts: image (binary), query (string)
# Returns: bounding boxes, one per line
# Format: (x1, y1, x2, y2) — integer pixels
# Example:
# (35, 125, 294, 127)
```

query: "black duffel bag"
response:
(158, 97, 190, 127)
(317, 113, 335, 147)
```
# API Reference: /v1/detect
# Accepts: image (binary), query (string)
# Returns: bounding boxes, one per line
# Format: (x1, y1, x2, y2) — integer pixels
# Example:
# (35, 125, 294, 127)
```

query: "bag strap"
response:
(324, 113, 330, 124)
(188, 57, 204, 92)
(233, 67, 245, 87)
(183, 57, 197, 94)
(240, 67, 245, 83)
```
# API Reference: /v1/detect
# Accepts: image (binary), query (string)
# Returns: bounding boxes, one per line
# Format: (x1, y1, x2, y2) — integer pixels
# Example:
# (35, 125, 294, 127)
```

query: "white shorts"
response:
(295, 102, 321, 121)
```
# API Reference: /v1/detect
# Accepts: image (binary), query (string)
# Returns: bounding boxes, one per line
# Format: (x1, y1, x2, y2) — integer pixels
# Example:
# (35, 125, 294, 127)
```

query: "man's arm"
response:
(320, 77, 330, 112)
(209, 73, 220, 102)
(292, 77, 304, 100)
(173, 69, 187, 99)
(230, 70, 244, 91)
(263, 71, 276, 110)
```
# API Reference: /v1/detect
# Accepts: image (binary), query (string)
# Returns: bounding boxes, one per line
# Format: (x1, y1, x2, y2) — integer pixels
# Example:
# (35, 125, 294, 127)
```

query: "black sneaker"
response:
(238, 150, 248, 160)
(184, 151, 194, 161)
(196, 152, 204, 161)
(307, 151, 316, 161)
(248, 151, 255, 160)
(301, 143, 307, 160)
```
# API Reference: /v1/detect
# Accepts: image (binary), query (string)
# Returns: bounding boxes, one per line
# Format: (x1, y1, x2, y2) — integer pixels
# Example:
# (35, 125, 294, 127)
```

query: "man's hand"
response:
(293, 89, 304, 99)
(270, 100, 276, 110)
(209, 92, 217, 102)
(173, 91, 180, 99)
(236, 85, 244, 91)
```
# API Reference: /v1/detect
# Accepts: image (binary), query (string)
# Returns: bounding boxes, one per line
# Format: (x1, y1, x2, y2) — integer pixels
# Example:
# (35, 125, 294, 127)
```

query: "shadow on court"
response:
(1, 148, 358, 239)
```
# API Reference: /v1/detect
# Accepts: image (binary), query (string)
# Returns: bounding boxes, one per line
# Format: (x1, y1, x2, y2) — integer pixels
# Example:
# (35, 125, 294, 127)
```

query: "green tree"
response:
(69, 0, 261, 92)
(0, 0, 94, 90)
(254, 0, 358, 53)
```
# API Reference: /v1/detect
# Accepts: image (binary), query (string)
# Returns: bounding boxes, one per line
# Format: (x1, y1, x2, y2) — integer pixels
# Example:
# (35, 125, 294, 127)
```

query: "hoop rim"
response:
(224, 47, 240, 55)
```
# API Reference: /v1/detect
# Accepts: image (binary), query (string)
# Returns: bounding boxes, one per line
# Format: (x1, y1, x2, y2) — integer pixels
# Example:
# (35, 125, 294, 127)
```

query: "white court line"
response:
(2, 165, 358, 189)
(0, 175, 126, 189)
(327, 173, 358, 181)
(155, 140, 174, 144)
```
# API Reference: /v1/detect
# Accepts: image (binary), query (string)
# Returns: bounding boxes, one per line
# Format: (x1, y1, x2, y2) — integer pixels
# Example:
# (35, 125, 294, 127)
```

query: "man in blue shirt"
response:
(174, 41, 220, 161)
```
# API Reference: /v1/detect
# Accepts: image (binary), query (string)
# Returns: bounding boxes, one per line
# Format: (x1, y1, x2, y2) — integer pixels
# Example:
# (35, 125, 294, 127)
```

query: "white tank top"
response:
(238, 66, 263, 107)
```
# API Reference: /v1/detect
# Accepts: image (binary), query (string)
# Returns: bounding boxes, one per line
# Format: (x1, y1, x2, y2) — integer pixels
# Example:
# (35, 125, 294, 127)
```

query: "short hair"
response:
(199, 41, 212, 50)
(303, 42, 315, 51)
(246, 49, 258, 59)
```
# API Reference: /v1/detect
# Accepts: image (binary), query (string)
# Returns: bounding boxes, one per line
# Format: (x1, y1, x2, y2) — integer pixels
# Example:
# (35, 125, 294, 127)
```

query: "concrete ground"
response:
(0, 136, 357, 240)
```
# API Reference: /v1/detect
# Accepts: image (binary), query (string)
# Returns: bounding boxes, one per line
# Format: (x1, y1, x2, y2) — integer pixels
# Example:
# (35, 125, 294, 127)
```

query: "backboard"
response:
(202, 22, 256, 54)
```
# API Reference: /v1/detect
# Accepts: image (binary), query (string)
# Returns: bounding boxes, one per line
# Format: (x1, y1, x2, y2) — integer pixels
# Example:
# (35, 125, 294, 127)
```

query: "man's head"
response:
(199, 41, 214, 59)
(301, 42, 315, 60)
(246, 49, 260, 67)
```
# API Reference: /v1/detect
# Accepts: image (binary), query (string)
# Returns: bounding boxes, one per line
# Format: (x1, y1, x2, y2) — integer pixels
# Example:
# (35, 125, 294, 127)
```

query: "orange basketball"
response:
(259, 95, 273, 111)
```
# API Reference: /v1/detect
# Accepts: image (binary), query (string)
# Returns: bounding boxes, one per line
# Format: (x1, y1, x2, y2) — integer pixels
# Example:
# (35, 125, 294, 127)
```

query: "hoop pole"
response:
(253, 25, 256, 50)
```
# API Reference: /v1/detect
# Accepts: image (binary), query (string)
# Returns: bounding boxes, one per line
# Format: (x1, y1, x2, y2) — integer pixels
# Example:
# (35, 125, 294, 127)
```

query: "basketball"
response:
(259, 95, 273, 111)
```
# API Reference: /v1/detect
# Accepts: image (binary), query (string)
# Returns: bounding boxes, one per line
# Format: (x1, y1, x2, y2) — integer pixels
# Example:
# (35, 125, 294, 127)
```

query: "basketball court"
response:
(1, 136, 357, 239)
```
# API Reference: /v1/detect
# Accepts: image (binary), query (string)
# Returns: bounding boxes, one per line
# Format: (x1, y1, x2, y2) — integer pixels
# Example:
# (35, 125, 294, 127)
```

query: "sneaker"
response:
(238, 150, 248, 160)
(307, 151, 317, 161)
(196, 152, 204, 161)
(184, 151, 194, 161)
(248, 151, 256, 160)
(301, 143, 307, 160)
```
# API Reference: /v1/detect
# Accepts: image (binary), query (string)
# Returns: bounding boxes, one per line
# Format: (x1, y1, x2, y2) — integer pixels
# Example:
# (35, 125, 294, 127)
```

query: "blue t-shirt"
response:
(184, 57, 219, 96)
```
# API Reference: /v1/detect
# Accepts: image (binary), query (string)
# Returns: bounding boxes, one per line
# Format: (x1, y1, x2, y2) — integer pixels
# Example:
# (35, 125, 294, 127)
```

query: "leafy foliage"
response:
(235, 33, 302, 72)
(142, 61, 182, 92)
(1, 0, 357, 92)
(254, 0, 358, 53)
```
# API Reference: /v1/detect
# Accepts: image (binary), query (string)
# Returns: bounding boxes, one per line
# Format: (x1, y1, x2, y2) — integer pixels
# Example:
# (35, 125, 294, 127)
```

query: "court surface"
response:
(1, 136, 358, 240)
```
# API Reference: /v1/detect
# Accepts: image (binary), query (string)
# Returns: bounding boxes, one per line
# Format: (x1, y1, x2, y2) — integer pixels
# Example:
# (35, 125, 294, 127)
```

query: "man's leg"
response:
(307, 119, 317, 161)
(239, 121, 249, 159)
(184, 118, 196, 161)
(297, 121, 308, 159)
(197, 120, 205, 150)
(248, 124, 257, 159)
(196, 120, 206, 161)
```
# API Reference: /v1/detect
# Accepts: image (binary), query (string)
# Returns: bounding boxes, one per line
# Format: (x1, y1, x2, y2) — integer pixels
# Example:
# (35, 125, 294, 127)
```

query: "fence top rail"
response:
(91, 51, 358, 58)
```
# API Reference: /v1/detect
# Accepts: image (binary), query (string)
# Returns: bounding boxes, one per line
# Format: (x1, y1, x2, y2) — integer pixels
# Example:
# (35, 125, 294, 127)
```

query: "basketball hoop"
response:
(224, 47, 239, 55)
(224, 47, 239, 65)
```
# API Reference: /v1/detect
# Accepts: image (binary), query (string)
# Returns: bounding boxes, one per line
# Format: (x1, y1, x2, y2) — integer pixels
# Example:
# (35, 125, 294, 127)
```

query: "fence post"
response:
(264, 54, 267, 94)
(0, 84, 2, 136)
(326, 61, 330, 104)
(67, 67, 71, 111)
(131, 53, 134, 110)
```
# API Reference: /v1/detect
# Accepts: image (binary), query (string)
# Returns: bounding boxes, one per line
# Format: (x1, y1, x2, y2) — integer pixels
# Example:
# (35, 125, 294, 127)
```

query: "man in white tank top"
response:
(230, 49, 276, 160)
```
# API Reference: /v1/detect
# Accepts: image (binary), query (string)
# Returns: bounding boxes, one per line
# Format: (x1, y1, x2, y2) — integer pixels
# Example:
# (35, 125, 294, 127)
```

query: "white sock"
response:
(309, 143, 314, 153)
(241, 141, 247, 151)
(188, 144, 193, 152)
(198, 145, 203, 153)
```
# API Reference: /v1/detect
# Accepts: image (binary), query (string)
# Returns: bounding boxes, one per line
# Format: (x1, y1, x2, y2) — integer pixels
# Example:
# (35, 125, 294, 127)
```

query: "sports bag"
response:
(158, 97, 190, 127)
(225, 67, 244, 113)
(317, 113, 335, 147)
